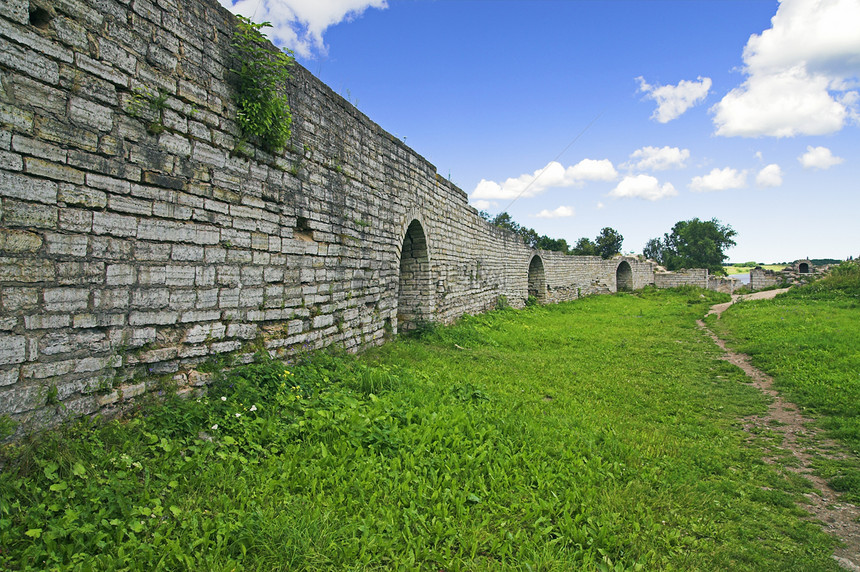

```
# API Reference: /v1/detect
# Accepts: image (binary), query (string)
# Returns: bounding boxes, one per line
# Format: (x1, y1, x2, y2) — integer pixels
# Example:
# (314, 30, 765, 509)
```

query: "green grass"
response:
(0, 287, 842, 571)
(709, 262, 860, 502)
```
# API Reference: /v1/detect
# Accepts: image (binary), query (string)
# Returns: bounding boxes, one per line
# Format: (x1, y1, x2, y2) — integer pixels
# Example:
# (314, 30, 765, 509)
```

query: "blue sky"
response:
(219, 0, 860, 264)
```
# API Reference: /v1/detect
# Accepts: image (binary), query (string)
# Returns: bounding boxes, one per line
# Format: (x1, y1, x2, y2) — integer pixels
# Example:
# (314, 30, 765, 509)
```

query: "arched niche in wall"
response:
(616, 260, 633, 292)
(397, 219, 433, 332)
(527, 254, 547, 303)
(798, 262, 810, 274)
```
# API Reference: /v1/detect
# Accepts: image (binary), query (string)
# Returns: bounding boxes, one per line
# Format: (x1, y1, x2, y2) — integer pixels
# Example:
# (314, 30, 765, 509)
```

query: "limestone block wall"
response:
(653, 268, 708, 289)
(0, 0, 658, 433)
(538, 253, 654, 301)
(708, 275, 740, 294)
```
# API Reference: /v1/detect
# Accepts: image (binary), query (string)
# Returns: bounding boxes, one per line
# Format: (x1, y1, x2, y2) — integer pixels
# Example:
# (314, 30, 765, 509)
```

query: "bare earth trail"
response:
(697, 289, 860, 570)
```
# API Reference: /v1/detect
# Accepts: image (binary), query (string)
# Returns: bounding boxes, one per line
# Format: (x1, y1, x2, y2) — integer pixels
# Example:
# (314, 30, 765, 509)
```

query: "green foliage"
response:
(0, 415, 16, 440)
(645, 218, 737, 275)
(231, 16, 294, 153)
(0, 292, 842, 570)
(571, 236, 598, 256)
(570, 227, 623, 258)
(595, 227, 624, 259)
(128, 87, 169, 135)
(790, 260, 860, 299)
(486, 212, 570, 254)
(490, 211, 520, 233)
(495, 294, 511, 310)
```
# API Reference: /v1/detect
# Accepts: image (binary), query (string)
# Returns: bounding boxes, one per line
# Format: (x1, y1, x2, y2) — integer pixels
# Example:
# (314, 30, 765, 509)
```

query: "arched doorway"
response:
(616, 261, 633, 292)
(397, 220, 432, 332)
(528, 255, 547, 303)
(798, 262, 810, 274)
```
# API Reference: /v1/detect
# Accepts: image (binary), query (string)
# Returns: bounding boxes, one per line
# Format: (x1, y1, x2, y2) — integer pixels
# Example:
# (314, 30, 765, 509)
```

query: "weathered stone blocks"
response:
(0, 0, 666, 436)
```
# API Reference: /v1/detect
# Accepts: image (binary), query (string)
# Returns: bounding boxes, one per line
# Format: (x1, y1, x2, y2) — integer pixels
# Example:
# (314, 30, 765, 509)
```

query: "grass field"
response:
(0, 287, 845, 571)
(723, 264, 787, 274)
(709, 262, 860, 503)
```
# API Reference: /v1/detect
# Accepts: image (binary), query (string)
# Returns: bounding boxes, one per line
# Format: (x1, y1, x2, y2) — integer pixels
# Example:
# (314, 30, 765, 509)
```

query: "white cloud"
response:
(609, 175, 677, 201)
(637, 76, 712, 123)
(798, 145, 844, 169)
(712, 0, 860, 137)
(689, 167, 747, 192)
(219, 0, 388, 57)
(625, 146, 690, 171)
(471, 199, 494, 211)
(756, 164, 783, 187)
(471, 159, 618, 200)
(596, 202, 605, 209)
(534, 206, 575, 219)
(713, 67, 848, 137)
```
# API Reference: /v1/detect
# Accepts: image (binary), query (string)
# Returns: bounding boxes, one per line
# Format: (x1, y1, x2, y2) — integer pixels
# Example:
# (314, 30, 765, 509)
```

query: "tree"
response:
(491, 212, 520, 234)
(535, 235, 569, 254)
(595, 227, 623, 259)
(571, 237, 598, 256)
(644, 218, 737, 275)
(484, 212, 569, 254)
(643, 237, 662, 262)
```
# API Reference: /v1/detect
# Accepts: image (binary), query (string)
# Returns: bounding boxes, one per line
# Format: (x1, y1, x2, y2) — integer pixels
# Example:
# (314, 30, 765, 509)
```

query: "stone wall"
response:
(749, 260, 820, 291)
(0, 0, 659, 433)
(708, 275, 740, 294)
(653, 268, 708, 290)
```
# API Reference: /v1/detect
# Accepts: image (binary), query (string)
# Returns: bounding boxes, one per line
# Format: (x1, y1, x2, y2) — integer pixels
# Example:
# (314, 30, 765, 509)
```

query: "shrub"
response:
(231, 16, 293, 152)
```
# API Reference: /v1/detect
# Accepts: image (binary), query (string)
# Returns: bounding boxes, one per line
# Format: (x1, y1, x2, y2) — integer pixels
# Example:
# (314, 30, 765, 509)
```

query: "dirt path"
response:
(698, 289, 860, 570)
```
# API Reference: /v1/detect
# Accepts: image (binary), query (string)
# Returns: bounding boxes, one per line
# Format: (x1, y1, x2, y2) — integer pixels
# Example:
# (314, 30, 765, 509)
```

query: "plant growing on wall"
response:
(231, 16, 294, 152)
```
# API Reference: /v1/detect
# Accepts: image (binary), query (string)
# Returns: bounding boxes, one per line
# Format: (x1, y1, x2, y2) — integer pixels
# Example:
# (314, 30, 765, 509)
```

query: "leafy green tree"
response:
(595, 227, 623, 259)
(518, 227, 540, 249)
(571, 237, 598, 256)
(644, 218, 737, 275)
(491, 212, 521, 234)
(643, 238, 662, 262)
(535, 235, 569, 254)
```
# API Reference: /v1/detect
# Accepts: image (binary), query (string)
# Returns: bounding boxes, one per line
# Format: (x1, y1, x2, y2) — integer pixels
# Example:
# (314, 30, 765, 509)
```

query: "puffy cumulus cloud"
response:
(624, 146, 690, 171)
(798, 145, 844, 169)
(219, 0, 388, 57)
(609, 175, 677, 201)
(713, 67, 848, 137)
(689, 167, 747, 192)
(471, 159, 618, 201)
(712, 0, 860, 137)
(756, 164, 783, 187)
(637, 76, 712, 123)
(534, 206, 575, 219)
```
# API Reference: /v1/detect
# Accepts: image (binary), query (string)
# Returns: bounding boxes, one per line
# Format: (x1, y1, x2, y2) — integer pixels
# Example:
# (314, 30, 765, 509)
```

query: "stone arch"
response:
(798, 261, 810, 274)
(397, 219, 433, 332)
(528, 254, 547, 303)
(616, 260, 633, 292)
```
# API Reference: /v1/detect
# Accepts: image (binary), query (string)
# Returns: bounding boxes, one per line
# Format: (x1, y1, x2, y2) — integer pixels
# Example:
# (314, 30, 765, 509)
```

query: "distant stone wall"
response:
(749, 268, 784, 291)
(708, 275, 740, 294)
(749, 260, 820, 291)
(653, 268, 708, 290)
(537, 254, 654, 302)
(0, 0, 657, 434)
